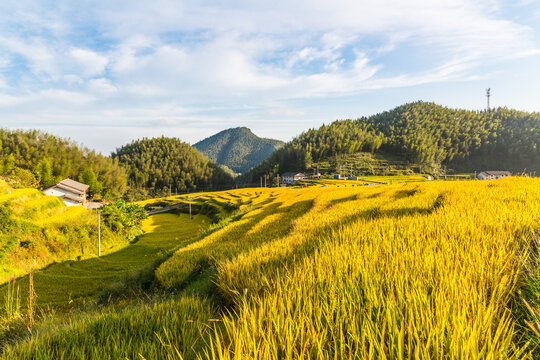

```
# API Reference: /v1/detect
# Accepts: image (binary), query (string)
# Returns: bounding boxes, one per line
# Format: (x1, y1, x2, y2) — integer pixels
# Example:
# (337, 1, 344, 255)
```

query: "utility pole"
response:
(486, 88, 491, 111)
(97, 212, 101, 257)
(260, 176, 262, 188)
(188, 196, 201, 220)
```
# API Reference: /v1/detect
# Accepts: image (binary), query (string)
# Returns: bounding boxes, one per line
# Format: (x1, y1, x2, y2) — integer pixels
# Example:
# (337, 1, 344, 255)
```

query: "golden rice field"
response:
(2, 177, 539, 359)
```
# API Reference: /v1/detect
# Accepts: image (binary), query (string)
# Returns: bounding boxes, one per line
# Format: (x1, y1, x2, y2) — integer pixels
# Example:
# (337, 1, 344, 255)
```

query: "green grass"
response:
(311, 151, 415, 176)
(301, 174, 430, 187)
(0, 213, 209, 311)
(155, 189, 312, 291)
(2, 296, 218, 360)
(0, 181, 10, 195)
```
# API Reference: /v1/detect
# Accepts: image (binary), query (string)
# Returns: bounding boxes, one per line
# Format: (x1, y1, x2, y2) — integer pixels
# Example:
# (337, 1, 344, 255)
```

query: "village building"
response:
(43, 179, 89, 207)
(282, 172, 306, 184)
(347, 176, 359, 180)
(334, 174, 342, 180)
(477, 171, 512, 180)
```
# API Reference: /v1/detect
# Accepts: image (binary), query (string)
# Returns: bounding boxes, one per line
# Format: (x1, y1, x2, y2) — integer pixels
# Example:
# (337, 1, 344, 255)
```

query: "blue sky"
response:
(0, 0, 539, 154)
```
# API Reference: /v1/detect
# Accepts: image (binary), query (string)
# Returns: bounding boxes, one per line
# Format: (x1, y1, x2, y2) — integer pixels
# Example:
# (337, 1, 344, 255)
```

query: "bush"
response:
(0, 203, 14, 233)
(101, 200, 148, 240)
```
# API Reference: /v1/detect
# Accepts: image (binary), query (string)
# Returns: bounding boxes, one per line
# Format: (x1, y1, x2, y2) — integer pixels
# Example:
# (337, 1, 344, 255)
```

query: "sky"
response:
(0, 0, 539, 154)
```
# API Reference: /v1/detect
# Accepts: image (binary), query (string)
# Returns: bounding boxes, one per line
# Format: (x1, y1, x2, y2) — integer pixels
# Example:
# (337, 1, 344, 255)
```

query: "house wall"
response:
(63, 198, 81, 207)
(43, 187, 85, 206)
(478, 173, 510, 180)
(44, 188, 71, 197)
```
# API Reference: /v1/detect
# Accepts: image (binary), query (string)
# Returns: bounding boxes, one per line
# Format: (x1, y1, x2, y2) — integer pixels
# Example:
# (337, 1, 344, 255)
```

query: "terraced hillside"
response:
(2, 178, 540, 359)
(0, 181, 126, 283)
(0, 213, 209, 311)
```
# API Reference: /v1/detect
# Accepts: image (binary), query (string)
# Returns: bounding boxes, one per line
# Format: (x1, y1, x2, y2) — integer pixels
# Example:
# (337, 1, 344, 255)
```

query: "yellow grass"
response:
(209, 178, 540, 359)
(3, 177, 540, 359)
(33, 205, 87, 226)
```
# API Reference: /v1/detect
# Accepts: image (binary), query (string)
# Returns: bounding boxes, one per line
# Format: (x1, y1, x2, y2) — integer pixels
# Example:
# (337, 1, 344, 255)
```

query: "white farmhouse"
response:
(477, 171, 511, 180)
(43, 179, 89, 206)
(282, 172, 306, 184)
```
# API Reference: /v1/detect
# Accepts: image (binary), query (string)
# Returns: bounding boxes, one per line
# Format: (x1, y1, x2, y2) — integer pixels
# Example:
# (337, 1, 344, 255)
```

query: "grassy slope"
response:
(0, 181, 126, 283)
(0, 213, 208, 310)
(3, 177, 540, 359)
(311, 151, 416, 176)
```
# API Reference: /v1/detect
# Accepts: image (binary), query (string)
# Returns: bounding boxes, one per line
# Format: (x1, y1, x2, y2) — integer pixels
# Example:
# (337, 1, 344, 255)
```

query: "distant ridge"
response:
(193, 127, 284, 173)
(245, 101, 540, 181)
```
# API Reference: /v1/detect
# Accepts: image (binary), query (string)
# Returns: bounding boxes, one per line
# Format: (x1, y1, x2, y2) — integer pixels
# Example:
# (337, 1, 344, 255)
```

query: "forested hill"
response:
(0, 129, 128, 198)
(246, 102, 540, 180)
(193, 127, 284, 173)
(112, 137, 234, 199)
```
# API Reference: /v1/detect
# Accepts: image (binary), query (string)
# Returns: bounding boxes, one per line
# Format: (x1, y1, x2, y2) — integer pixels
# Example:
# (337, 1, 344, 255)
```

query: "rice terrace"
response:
(1, 1, 540, 359)
(0, 175, 538, 359)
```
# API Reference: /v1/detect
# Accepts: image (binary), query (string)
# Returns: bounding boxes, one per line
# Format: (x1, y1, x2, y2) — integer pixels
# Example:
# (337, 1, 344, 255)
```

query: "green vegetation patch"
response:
(2, 296, 218, 360)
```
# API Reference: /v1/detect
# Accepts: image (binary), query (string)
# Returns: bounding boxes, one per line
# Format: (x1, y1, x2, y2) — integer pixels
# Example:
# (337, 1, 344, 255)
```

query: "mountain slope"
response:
(112, 137, 234, 198)
(245, 102, 540, 181)
(0, 129, 128, 198)
(193, 127, 284, 173)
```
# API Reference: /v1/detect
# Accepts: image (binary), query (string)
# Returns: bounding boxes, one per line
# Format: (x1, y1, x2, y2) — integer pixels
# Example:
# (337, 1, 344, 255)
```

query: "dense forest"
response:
(113, 137, 234, 199)
(194, 127, 284, 173)
(0, 129, 128, 198)
(246, 102, 540, 181)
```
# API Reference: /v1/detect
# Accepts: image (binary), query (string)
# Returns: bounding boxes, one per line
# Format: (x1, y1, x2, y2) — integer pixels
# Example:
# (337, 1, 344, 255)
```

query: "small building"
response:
(347, 176, 359, 181)
(334, 174, 342, 180)
(43, 179, 89, 206)
(477, 171, 511, 180)
(282, 172, 306, 184)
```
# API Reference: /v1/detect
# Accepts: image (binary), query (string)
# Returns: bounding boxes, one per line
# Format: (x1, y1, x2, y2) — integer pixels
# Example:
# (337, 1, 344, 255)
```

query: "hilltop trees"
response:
(113, 137, 234, 198)
(193, 127, 284, 173)
(0, 129, 234, 200)
(0, 129, 128, 198)
(246, 102, 540, 180)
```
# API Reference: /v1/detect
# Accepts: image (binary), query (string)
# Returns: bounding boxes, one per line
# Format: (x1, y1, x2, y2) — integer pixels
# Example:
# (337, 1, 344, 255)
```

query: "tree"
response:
(38, 159, 54, 188)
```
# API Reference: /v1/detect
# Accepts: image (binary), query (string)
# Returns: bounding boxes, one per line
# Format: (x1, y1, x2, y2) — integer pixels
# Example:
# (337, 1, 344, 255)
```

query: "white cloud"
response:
(0, 0, 539, 153)
(0, 93, 24, 106)
(268, 108, 305, 117)
(88, 78, 117, 93)
(68, 48, 109, 77)
(0, 36, 59, 78)
(39, 89, 95, 104)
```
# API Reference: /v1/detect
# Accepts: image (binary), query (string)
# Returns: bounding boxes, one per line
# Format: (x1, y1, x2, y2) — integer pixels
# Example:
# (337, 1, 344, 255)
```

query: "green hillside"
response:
(113, 137, 235, 199)
(193, 127, 284, 173)
(245, 102, 540, 181)
(0, 181, 141, 283)
(0, 129, 128, 199)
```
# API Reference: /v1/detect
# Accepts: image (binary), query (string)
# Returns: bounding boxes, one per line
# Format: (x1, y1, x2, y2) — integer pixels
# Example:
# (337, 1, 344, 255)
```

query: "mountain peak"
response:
(193, 128, 284, 173)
